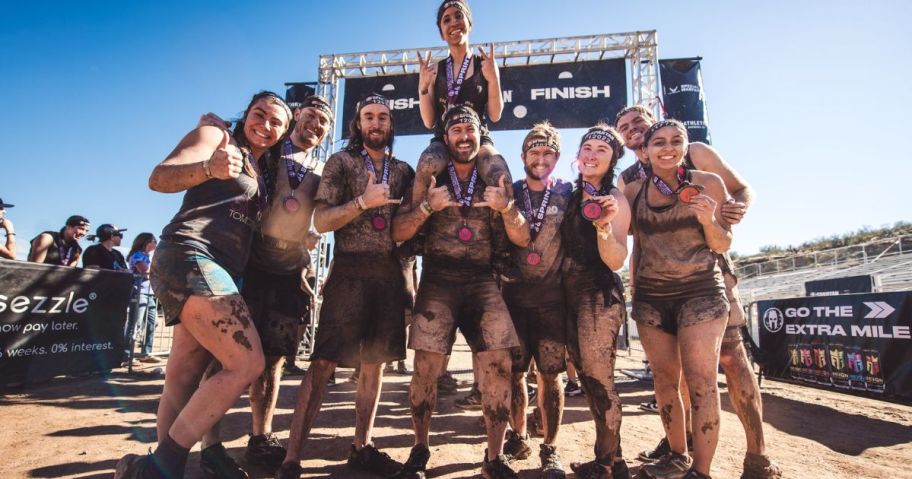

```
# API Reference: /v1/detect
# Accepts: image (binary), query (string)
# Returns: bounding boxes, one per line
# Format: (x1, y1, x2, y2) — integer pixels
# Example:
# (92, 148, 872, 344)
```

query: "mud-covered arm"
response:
(692, 172, 732, 253)
(149, 126, 242, 193)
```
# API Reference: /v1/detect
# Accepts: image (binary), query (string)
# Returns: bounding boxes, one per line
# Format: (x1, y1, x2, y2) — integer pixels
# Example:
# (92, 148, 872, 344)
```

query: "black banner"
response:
(0, 260, 133, 385)
(659, 59, 712, 144)
(340, 58, 627, 136)
(805, 275, 875, 297)
(758, 292, 912, 401)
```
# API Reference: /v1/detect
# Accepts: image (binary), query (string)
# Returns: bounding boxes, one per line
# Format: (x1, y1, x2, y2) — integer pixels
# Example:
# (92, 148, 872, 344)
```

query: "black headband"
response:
(445, 112, 480, 132)
(357, 94, 391, 112)
(523, 139, 559, 153)
(580, 129, 622, 154)
(643, 120, 688, 146)
(300, 96, 334, 120)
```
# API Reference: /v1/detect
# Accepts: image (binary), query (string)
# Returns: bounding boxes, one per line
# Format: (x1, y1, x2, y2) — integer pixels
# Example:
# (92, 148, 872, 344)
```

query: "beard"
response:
(448, 140, 478, 164)
(523, 163, 552, 181)
(363, 128, 391, 151)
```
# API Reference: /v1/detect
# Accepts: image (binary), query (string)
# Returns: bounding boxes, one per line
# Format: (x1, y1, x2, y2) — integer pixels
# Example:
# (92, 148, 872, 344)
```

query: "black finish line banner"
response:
(0, 260, 133, 385)
(341, 58, 627, 136)
(659, 59, 712, 144)
(758, 292, 912, 401)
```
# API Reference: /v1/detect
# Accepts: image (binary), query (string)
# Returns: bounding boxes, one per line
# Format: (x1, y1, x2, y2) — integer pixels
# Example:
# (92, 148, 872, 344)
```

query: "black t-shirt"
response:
(432, 54, 490, 140)
(82, 244, 128, 271)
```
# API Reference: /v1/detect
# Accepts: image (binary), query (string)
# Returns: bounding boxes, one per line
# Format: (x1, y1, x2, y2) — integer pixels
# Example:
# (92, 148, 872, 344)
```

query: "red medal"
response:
(526, 251, 542, 266)
(677, 183, 704, 204)
(581, 200, 603, 221)
(458, 225, 473, 243)
(284, 196, 301, 212)
(372, 215, 387, 231)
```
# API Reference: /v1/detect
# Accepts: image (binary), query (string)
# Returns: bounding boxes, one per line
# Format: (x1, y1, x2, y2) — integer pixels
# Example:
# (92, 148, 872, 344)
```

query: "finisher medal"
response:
(676, 182, 704, 204)
(526, 251, 542, 266)
(458, 223, 473, 243)
(522, 179, 554, 266)
(447, 160, 479, 243)
(581, 201, 603, 221)
(284, 195, 301, 213)
(280, 140, 311, 213)
(372, 215, 387, 231)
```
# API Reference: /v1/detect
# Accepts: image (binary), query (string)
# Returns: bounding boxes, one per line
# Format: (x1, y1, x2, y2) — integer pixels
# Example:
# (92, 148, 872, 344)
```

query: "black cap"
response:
(65, 215, 90, 227)
(91, 224, 127, 242)
(0, 198, 13, 208)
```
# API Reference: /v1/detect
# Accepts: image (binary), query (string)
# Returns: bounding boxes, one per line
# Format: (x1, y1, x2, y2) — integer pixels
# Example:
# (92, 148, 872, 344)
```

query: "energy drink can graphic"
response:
(845, 347, 866, 391)
(827, 343, 850, 389)
(798, 343, 814, 383)
(788, 344, 801, 381)
(812, 344, 830, 385)
(864, 350, 885, 393)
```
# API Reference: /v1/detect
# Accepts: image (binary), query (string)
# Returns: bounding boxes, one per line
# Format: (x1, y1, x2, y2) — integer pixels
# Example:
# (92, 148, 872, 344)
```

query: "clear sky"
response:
(2, 0, 909, 259)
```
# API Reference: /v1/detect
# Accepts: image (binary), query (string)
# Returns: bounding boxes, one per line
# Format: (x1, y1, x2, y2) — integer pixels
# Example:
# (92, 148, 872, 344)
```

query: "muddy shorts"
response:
(150, 241, 242, 326)
(410, 268, 519, 355)
(563, 274, 626, 373)
(241, 264, 310, 357)
(503, 284, 567, 374)
(632, 294, 729, 336)
(310, 255, 405, 368)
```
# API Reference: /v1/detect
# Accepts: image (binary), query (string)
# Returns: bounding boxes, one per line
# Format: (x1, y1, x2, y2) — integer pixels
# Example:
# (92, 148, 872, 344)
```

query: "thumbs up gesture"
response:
(209, 131, 243, 180)
(361, 170, 401, 209)
(477, 175, 510, 212)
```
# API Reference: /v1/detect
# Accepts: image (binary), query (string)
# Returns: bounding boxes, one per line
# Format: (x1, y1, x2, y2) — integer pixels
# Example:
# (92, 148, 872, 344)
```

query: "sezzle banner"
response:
(0, 260, 133, 385)
(659, 59, 712, 144)
(758, 292, 912, 401)
(340, 58, 627, 136)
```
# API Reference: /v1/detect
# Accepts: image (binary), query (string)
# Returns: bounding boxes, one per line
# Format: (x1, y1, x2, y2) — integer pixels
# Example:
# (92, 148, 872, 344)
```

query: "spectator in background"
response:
(0, 198, 15, 260)
(83, 224, 128, 270)
(127, 233, 162, 364)
(28, 215, 90, 266)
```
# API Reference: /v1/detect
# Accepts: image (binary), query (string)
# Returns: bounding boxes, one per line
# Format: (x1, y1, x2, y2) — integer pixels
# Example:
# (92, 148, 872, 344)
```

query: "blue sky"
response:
(1, 0, 909, 259)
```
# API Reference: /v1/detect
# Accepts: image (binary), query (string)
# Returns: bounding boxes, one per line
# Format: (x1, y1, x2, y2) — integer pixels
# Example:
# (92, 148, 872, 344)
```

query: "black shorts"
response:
(410, 268, 518, 355)
(503, 285, 567, 374)
(241, 264, 310, 357)
(310, 256, 406, 368)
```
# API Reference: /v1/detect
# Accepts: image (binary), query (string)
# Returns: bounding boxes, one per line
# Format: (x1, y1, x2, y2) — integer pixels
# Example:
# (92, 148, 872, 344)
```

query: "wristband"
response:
(497, 199, 515, 215)
(420, 88, 430, 96)
(5, 233, 14, 236)
(355, 195, 367, 211)
(420, 200, 434, 216)
(203, 159, 213, 178)
(594, 222, 611, 240)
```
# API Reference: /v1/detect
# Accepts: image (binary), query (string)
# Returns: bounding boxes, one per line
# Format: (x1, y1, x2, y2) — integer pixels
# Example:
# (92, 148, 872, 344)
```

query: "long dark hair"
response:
(232, 91, 292, 175)
(127, 233, 156, 261)
(345, 107, 396, 158)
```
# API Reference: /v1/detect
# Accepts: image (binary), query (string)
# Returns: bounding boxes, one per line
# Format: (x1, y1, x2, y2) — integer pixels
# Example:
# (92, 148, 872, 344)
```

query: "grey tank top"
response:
(631, 173, 724, 301)
(160, 164, 261, 276)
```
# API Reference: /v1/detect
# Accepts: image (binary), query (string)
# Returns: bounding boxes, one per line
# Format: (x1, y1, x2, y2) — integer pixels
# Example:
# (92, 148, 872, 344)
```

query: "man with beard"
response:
(28, 215, 90, 266)
(276, 94, 413, 479)
(391, 105, 530, 479)
(615, 106, 779, 479)
(499, 122, 573, 479)
(191, 96, 334, 478)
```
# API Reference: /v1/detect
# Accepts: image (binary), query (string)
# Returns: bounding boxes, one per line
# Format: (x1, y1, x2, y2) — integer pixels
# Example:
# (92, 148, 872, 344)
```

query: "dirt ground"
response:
(1, 339, 911, 479)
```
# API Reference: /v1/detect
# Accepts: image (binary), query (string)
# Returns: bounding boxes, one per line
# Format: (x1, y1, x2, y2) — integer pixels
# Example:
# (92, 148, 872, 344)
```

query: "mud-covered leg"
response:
(477, 145, 513, 199)
(250, 355, 285, 436)
(477, 349, 513, 460)
(638, 325, 686, 454)
(354, 361, 384, 447)
(509, 371, 528, 434)
(537, 372, 564, 445)
(281, 358, 337, 465)
(409, 350, 446, 447)
(411, 142, 449, 207)
(679, 317, 727, 476)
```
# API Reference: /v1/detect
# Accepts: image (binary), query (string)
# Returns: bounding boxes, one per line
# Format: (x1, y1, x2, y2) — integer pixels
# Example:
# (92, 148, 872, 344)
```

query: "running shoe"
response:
(539, 444, 566, 479)
(244, 433, 286, 471)
(569, 460, 612, 479)
(641, 451, 693, 479)
(437, 372, 458, 394)
(454, 386, 483, 410)
(564, 380, 584, 397)
(502, 429, 532, 462)
(394, 443, 430, 479)
(638, 435, 694, 462)
(202, 443, 249, 478)
(481, 450, 518, 479)
(639, 400, 659, 413)
(682, 468, 712, 479)
(275, 461, 303, 479)
(741, 453, 782, 479)
(113, 453, 150, 479)
(283, 363, 306, 376)
(384, 362, 396, 374)
(327, 372, 338, 387)
(348, 443, 403, 478)
(527, 384, 538, 403)
(396, 360, 413, 375)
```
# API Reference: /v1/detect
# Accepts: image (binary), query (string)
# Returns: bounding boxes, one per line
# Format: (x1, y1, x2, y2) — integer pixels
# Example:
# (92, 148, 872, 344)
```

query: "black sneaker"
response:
(527, 384, 538, 403)
(638, 435, 694, 462)
(327, 372, 338, 387)
(455, 387, 483, 410)
(437, 372, 458, 395)
(481, 450, 518, 479)
(113, 453, 150, 479)
(201, 443, 249, 479)
(348, 443, 403, 478)
(564, 380, 584, 397)
(641, 451, 693, 479)
(539, 444, 566, 479)
(394, 444, 430, 479)
(503, 430, 532, 462)
(569, 460, 612, 479)
(244, 433, 286, 471)
(283, 364, 306, 376)
(275, 461, 303, 479)
(396, 360, 413, 375)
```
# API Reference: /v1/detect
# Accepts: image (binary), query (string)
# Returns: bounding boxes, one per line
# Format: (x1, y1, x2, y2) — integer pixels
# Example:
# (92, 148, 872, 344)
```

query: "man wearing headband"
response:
(391, 105, 530, 479)
(82, 224, 128, 270)
(276, 93, 413, 479)
(189, 95, 334, 477)
(614, 108, 778, 479)
(0, 198, 16, 260)
(28, 215, 90, 267)
(498, 122, 574, 478)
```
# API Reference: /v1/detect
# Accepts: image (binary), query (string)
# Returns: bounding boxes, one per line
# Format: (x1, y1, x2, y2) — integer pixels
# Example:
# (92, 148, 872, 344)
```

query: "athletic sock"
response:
(148, 434, 191, 479)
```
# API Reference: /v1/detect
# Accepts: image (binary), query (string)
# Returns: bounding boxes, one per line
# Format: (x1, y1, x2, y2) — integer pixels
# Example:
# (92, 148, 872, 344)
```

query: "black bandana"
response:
(580, 130, 623, 158)
(643, 120, 688, 145)
(444, 110, 480, 132)
(523, 139, 559, 153)
(357, 94, 390, 112)
(299, 96, 334, 121)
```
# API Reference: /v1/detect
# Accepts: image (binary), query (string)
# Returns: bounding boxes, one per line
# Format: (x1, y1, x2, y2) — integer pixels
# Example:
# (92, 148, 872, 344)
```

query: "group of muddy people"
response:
(114, 2, 782, 479)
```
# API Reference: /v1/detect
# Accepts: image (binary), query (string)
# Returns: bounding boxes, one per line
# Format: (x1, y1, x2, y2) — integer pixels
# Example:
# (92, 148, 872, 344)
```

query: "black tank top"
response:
(432, 54, 490, 140)
(560, 187, 624, 306)
(29, 230, 81, 266)
(160, 152, 262, 276)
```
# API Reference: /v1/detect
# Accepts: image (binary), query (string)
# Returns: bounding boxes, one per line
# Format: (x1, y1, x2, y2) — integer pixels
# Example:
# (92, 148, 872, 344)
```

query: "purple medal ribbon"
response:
(651, 166, 687, 196)
(522, 180, 554, 241)
(58, 244, 72, 266)
(283, 140, 311, 191)
(446, 54, 473, 106)
(582, 180, 608, 197)
(581, 180, 608, 221)
(360, 149, 391, 230)
(447, 161, 478, 242)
